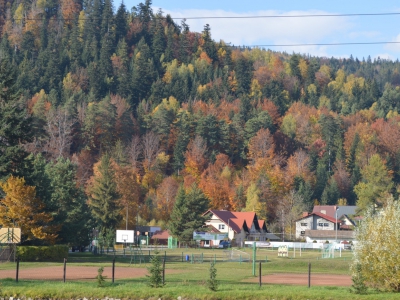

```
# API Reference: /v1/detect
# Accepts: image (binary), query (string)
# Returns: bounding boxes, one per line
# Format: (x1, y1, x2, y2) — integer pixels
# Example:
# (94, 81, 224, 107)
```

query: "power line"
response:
(172, 12, 400, 20)
(226, 41, 400, 48)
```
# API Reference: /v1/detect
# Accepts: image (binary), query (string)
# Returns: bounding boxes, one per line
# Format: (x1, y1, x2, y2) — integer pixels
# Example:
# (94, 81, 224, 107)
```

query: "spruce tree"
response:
(87, 154, 121, 238)
(169, 185, 209, 244)
(0, 60, 33, 179)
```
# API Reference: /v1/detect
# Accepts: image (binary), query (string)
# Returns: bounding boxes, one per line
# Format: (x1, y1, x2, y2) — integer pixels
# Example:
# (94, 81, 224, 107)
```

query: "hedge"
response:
(16, 245, 69, 261)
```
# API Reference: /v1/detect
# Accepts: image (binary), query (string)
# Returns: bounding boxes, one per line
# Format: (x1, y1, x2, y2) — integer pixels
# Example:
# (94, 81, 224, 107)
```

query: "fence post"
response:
(162, 258, 166, 285)
(112, 258, 115, 283)
(181, 252, 183, 262)
(259, 262, 262, 287)
(265, 255, 268, 262)
(308, 262, 311, 288)
(63, 258, 67, 283)
(191, 253, 194, 264)
(16, 257, 19, 283)
(164, 251, 167, 263)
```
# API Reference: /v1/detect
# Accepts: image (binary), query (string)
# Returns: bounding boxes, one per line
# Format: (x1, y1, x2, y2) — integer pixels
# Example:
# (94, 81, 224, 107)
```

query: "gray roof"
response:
(266, 233, 280, 241)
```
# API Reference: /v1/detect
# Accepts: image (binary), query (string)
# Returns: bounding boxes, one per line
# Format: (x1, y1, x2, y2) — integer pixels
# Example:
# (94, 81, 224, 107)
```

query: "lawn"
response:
(0, 247, 397, 299)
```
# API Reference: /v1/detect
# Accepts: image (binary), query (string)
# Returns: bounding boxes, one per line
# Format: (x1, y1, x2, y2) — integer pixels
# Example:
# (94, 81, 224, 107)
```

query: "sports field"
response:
(0, 247, 396, 299)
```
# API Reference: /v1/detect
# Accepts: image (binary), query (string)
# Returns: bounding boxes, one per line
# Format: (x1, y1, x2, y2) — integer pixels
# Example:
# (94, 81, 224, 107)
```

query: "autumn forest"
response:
(1, 0, 400, 245)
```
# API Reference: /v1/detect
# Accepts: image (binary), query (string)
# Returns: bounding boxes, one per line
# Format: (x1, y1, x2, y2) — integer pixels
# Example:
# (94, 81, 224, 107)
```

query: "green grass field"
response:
(0, 247, 397, 299)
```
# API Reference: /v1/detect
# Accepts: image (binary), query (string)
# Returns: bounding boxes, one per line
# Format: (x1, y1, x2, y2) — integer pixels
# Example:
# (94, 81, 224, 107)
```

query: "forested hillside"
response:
(1, 0, 400, 245)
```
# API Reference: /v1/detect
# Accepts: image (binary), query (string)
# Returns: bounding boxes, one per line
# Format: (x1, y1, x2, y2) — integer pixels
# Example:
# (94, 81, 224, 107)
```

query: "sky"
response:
(118, 0, 400, 60)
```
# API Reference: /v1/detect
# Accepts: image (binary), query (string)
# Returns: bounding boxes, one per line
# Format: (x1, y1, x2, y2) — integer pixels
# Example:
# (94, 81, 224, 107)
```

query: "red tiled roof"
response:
(204, 210, 262, 233)
(151, 230, 170, 240)
(258, 220, 266, 230)
(232, 211, 259, 230)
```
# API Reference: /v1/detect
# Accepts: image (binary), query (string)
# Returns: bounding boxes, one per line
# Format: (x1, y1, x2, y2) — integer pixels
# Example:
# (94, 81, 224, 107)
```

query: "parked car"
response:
(218, 241, 231, 248)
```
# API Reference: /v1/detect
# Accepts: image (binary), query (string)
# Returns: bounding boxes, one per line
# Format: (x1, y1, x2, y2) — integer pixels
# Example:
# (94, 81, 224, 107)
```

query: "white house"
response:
(203, 210, 279, 247)
(295, 212, 340, 240)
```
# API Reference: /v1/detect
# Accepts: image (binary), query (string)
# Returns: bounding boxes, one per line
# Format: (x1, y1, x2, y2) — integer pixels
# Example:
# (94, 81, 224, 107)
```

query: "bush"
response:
(352, 197, 400, 292)
(16, 245, 68, 261)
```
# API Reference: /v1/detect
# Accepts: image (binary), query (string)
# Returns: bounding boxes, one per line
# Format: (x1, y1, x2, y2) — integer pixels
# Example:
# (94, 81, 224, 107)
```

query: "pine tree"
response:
(87, 154, 121, 238)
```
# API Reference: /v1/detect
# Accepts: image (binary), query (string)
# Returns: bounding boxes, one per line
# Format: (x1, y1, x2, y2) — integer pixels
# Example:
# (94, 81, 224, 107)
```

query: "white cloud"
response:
(348, 31, 380, 39)
(157, 8, 353, 56)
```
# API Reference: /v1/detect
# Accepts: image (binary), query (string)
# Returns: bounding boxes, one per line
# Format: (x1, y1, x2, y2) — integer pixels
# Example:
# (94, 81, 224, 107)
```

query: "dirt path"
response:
(0, 265, 177, 281)
(246, 273, 352, 286)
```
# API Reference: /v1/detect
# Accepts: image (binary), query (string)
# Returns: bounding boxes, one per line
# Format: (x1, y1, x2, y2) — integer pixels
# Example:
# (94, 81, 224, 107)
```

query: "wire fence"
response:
(0, 245, 353, 286)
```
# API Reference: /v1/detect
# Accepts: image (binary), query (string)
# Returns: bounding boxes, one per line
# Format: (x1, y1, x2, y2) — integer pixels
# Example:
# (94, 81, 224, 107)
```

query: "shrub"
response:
(16, 245, 68, 261)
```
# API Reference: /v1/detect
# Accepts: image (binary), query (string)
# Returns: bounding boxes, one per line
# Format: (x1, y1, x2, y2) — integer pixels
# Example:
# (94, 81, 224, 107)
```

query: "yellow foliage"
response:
(298, 58, 308, 79)
(78, 10, 85, 35)
(307, 84, 317, 94)
(250, 79, 262, 99)
(318, 95, 331, 109)
(197, 84, 207, 94)
(319, 65, 331, 79)
(14, 4, 24, 25)
(0, 176, 58, 244)
(352, 197, 400, 291)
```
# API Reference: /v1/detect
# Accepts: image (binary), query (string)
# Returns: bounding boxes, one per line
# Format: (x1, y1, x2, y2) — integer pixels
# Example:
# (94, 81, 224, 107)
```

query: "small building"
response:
(303, 229, 356, 243)
(150, 230, 170, 245)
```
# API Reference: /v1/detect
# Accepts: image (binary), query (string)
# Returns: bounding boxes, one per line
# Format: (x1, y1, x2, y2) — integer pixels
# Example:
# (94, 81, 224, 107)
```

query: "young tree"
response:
(0, 176, 57, 244)
(87, 154, 122, 238)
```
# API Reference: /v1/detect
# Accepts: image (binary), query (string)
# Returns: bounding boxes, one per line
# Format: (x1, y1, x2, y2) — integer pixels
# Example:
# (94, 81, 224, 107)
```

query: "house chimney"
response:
(302, 212, 309, 217)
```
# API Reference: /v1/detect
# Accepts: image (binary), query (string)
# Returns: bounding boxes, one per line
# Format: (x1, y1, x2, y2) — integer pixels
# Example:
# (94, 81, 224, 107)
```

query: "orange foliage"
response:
(61, 0, 81, 27)
(155, 176, 179, 221)
(248, 128, 274, 164)
(199, 154, 235, 210)
(286, 150, 314, 185)
(256, 99, 281, 125)
(344, 123, 377, 169)
(199, 51, 212, 64)
(183, 136, 208, 181)
(371, 118, 400, 157)
(114, 165, 141, 229)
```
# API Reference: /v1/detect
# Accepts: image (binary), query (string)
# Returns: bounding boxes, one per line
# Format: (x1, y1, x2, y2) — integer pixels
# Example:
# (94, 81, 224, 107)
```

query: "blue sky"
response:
(118, 0, 400, 60)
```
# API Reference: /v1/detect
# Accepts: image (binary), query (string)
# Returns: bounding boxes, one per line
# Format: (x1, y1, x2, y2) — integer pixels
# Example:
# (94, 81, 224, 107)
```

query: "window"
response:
(300, 223, 308, 226)
(318, 223, 323, 227)
(324, 223, 329, 227)
(300, 231, 305, 235)
(218, 224, 225, 230)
